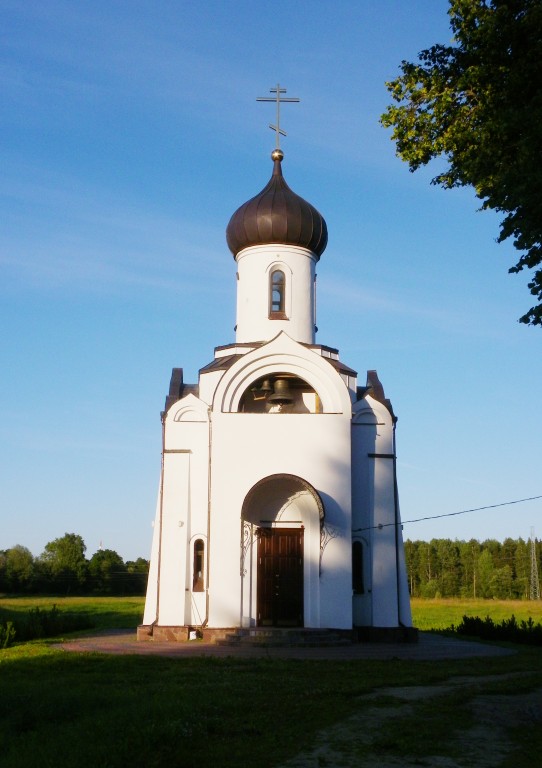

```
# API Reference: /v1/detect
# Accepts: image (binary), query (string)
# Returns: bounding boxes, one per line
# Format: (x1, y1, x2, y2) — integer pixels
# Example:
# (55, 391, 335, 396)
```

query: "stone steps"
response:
(216, 628, 353, 647)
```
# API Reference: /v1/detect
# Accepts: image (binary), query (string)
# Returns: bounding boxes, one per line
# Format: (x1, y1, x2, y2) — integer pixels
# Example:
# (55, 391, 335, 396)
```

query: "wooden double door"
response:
(257, 528, 304, 627)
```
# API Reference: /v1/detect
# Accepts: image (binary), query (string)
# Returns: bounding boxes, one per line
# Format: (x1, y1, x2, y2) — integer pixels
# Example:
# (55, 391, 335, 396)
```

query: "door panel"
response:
(257, 528, 303, 627)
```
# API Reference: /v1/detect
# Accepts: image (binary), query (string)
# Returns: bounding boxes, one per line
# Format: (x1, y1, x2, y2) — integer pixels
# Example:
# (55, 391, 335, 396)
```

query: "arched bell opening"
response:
(240, 474, 324, 628)
(239, 373, 322, 413)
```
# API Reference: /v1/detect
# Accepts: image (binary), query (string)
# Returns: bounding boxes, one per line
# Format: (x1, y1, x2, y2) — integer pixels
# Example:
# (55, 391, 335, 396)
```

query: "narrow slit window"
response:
(193, 539, 204, 592)
(270, 270, 286, 317)
(352, 541, 364, 594)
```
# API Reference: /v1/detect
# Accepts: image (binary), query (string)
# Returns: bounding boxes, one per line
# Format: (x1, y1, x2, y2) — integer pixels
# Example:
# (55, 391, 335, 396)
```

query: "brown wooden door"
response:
(257, 528, 303, 627)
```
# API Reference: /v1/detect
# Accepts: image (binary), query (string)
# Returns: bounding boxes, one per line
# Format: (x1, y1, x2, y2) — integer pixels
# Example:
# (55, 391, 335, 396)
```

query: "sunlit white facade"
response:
(139, 152, 412, 641)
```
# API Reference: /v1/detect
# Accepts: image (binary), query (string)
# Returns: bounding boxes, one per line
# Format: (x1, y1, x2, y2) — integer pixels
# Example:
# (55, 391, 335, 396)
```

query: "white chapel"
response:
(139, 129, 413, 642)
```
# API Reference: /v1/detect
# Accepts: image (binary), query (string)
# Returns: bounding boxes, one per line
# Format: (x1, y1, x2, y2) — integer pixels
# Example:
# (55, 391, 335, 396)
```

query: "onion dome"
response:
(226, 149, 328, 259)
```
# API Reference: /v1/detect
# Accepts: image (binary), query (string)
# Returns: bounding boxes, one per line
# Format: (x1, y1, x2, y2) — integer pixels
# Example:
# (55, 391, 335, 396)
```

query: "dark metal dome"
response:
(226, 150, 328, 259)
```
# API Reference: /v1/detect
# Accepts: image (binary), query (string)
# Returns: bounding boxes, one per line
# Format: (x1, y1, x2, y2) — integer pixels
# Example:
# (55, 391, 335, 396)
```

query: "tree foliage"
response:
(3, 546, 36, 592)
(0, 535, 149, 595)
(381, 0, 542, 325)
(40, 533, 88, 592)
(88, 549, 127, 595)
(404, 537, 540, 598)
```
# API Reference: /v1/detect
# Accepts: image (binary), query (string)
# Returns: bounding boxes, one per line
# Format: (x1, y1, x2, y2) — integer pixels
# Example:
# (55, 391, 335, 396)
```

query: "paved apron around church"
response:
(57, 630, 514, 660)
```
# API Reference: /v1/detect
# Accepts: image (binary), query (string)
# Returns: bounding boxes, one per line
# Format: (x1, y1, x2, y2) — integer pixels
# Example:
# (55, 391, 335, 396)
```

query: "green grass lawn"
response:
(0, 595, 144, 630)
(411, 597, 542, 630)
(3, 595, 540, 634)
(1, 596, 542, 768)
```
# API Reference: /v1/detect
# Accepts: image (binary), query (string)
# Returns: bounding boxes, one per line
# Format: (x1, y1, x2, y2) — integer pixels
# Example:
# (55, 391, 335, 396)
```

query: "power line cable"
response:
(353, 494, 542, 533)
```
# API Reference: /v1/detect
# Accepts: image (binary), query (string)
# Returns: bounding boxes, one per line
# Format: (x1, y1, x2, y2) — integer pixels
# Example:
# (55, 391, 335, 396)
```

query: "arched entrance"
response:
(241, 474, 324, 628)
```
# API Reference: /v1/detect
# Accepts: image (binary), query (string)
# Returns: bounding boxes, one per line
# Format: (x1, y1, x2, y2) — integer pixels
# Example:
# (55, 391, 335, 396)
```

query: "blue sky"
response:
(2, 0, 541, 561)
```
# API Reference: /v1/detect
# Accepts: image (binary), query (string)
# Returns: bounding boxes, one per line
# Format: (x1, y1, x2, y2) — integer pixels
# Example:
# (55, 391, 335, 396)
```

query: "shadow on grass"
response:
(1, 641, 542, 768)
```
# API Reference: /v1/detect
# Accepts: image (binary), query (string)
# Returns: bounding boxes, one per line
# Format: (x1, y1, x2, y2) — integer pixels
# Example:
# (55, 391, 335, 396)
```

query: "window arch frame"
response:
(269, 268, 287, 319)
(192, 538, 205, 592)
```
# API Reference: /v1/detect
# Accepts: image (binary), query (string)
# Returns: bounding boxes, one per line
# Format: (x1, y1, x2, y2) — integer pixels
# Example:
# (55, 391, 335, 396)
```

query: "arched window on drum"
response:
(269, 269, 287, 319)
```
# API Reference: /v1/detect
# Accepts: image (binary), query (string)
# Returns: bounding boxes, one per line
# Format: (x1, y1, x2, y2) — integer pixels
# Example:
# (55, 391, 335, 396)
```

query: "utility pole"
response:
(530, 527, 540, 601)
(472, 544, 477, 599)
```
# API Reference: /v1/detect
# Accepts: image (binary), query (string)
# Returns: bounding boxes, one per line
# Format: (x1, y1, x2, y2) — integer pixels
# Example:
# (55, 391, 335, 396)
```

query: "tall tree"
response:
(381, 0, 542, 325)
(514, 538, 530, 598)
(5, 545, 35, 591)
(475, 549, 495, 597)
(0, 550, 6, 592)
(40, 533, 87, 593)
(436, 539, 462, 596)
(490, 564, 513, 598)
(88, 549, 127, 595)
(125, 558, 149, 595)
(404, 540, 419, 595)
(459, 539, 480, 597)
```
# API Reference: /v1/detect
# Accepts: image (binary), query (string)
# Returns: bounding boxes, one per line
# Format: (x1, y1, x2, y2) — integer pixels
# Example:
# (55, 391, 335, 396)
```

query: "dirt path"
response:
(277, 673, 542, 767)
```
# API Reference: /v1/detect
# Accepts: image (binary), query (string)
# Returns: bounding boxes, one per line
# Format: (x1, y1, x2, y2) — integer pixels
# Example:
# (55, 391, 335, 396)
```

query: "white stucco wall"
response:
(143, 341, 412, 633)
(235, 244, 317, 344)
(351, 395, 412, 628)
(142, 484, 162, 625)
(143, 395, 210, 627)
(207, 410, 353, 629)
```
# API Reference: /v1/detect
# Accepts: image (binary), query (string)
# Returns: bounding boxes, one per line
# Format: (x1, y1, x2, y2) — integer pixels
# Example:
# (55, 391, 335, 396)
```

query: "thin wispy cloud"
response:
(322, 273, 463, 323)
(1, 165, 230, 292)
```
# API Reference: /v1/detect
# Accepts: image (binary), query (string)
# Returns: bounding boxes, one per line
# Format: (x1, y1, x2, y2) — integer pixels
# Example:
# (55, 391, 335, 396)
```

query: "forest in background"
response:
(404, 538, 541, 599)
(1, 533, 541, 599)
(0, 534, 148, 595)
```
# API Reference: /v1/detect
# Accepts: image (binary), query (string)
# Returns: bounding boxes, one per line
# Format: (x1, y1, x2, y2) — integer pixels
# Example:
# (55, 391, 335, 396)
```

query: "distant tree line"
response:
(0, 533, 149, 596)
(3, 533, 540, 600)
(405, 538, 542, 599)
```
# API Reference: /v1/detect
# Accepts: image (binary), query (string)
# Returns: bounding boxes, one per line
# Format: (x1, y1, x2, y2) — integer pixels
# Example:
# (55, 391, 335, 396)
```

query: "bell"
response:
(267, 378, 294, 406)
(251, 378, 273, 401)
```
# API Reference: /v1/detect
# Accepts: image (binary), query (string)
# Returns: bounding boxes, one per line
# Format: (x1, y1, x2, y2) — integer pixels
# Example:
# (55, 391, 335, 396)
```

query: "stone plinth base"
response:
(138, 624, 419, 644)
(354, 626, 419, 643)
(137, 625, 232, 643)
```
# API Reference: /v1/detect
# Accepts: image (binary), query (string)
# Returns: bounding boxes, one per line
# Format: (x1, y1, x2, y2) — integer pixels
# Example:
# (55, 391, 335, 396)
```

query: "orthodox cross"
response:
(257, 83, 300, 149)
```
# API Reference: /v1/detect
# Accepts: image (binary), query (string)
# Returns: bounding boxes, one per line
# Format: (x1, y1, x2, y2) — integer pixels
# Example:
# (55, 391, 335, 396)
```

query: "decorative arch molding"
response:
(275, 489, 311, 520)
(241, 473, 325, 527)
(352, 409, 379, 425)
(320, 521, 341, 575)
(214, 333, 351, 414)
(265, 259, 293, 278)
(352, 395, 391, 426)
(170, 394, 209, 423)
(240, 474, 324, 587)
